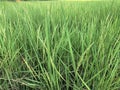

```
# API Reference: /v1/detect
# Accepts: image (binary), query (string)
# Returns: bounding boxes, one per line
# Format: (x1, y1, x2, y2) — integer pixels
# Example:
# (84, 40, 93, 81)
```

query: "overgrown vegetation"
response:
(0, 1, 120, 90)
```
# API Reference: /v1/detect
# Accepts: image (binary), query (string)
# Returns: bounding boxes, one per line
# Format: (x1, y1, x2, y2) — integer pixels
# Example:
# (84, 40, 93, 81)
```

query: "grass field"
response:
(0, 1, 120, 90)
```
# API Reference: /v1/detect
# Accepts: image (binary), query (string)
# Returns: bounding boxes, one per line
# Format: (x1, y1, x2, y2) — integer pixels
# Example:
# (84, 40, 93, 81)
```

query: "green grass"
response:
(0, 1, 120, 90)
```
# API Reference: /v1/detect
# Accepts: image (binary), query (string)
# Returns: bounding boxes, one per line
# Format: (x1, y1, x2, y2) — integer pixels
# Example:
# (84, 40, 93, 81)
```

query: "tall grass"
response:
(0, 1, 120, 90)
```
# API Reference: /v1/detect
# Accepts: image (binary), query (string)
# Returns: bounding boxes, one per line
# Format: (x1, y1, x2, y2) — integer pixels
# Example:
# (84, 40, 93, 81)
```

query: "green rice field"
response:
(0, 1, 120, 90)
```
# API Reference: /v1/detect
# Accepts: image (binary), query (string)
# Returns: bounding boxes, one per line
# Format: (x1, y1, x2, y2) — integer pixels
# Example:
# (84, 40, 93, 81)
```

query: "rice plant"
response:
(0, 1, 120, 90)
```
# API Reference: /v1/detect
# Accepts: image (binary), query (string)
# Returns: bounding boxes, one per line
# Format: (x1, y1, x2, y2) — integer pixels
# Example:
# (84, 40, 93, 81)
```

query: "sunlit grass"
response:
(0, 1, 120, 90)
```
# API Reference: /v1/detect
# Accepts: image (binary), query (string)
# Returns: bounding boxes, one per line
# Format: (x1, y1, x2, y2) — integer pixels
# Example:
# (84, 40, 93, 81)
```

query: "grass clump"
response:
(0, 1, 120, 90)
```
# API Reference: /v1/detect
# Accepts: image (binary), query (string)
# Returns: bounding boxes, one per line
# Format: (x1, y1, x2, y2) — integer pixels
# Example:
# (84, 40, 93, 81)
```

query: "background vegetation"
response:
(0, 0, 52, 1)
(0, 1, 120, 90)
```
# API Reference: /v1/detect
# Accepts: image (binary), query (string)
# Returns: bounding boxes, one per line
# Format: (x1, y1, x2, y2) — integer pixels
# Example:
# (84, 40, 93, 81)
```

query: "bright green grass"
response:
(0, 1, 120, 90)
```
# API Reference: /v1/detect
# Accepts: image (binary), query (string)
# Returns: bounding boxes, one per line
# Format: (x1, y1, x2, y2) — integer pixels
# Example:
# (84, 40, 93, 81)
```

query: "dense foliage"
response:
(0, 1, 120, 90)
